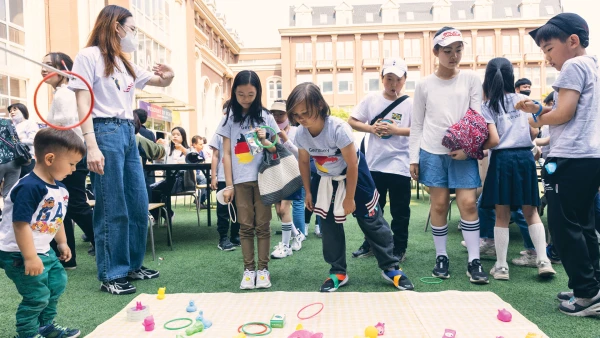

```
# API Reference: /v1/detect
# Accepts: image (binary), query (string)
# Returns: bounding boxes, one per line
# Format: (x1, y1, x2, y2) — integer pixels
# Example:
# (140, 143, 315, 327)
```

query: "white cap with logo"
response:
(382, 58, 408, 78)
(432, 29, 464, 47)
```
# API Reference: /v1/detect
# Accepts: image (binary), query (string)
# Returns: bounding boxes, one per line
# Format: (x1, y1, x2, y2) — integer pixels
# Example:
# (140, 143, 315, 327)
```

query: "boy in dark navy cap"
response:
(517, 12, 600, 317)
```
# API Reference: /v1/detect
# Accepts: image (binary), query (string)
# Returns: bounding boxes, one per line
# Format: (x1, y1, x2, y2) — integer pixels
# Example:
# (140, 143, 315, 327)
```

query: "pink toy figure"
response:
(497, 309, 512, 322)
(375, 322, 385, 336)
(135, 302, 144, 311)
(442, 329, 456, 337)
(142, 316, 155, 331)
(287, 330, 324, 338)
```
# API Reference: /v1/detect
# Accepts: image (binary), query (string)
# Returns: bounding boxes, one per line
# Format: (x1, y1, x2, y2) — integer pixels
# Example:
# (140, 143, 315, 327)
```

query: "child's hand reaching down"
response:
(57, 243, 72, 262)
(343, 197, 356, 215)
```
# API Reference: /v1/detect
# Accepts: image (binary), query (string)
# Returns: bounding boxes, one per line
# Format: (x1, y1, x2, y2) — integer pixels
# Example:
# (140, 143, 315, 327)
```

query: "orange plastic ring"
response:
(34, 71, 94, 130)
(297, 302, 324, 320)
(237, 323, 268, 334)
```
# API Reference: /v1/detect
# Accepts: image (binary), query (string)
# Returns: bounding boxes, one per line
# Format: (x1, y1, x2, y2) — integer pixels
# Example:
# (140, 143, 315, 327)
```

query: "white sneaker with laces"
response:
(512, 250, 538, 268)
(537, 260, 556, 277)
(291, 233, 305, 251)
(256, 269, 272, 289)
(314, 224, 322, 238)
(240, 270, 256, 290)
(271, 242, 293, 258)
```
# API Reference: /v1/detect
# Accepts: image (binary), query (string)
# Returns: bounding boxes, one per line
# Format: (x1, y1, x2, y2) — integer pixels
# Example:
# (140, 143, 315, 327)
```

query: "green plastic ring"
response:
(255, 125, 279, 149)
(241, 322, 272, 336)
(420, 277, 444, 284)
(163, 317, 193, 330)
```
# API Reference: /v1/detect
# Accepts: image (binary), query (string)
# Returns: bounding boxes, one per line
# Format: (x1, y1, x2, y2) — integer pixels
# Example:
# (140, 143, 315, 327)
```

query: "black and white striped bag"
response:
(258, 143, 303, 205)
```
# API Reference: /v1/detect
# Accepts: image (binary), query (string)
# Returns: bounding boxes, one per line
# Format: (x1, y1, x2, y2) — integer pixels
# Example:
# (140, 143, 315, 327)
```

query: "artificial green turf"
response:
(0, 192, 599, 337)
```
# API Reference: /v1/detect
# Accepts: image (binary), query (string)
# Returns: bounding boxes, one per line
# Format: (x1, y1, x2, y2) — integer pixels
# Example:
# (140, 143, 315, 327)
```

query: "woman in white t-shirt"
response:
(8, 103, 39, 177)
(69, 5, 174, 295)
(408, 26, 490, 284)
(42, 52, 95, 269)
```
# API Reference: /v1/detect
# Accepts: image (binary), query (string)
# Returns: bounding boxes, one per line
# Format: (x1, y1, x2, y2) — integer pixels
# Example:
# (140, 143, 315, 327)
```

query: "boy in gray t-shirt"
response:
(520, 13, 600, 317)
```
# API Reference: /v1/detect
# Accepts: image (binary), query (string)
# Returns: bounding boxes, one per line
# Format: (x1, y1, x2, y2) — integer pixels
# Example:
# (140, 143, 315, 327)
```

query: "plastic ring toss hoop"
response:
(34, 71, 95, 130)
(255, 125, 279, 149)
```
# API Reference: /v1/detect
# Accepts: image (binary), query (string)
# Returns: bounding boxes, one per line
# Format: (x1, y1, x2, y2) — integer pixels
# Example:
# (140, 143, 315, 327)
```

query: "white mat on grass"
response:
(85, 291, 547, 338)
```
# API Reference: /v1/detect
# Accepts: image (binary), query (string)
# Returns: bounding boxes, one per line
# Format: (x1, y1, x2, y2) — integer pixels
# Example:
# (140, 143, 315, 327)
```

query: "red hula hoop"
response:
(297, 302, 324, 320)
(34, 71, 94, 131)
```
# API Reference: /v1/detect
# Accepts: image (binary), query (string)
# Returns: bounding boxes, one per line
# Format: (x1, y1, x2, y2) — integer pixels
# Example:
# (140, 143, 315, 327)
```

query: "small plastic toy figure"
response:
(196, 310, 212, 329)
(157, 287, 166, 300)
(365, 326, 378, 338)
(497, 309, 512, 322)
(142, 316, 155, 331)
(443, 329, 456, 338)
(185, 320, 204, 336)
(186, 300, 197, 312)
(375, 322, 385, 336)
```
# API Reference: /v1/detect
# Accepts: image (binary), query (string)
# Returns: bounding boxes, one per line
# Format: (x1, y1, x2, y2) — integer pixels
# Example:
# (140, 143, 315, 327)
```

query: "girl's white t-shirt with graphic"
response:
(69, 46, 153, 120)
(352, 92, 412, 177)
(294, 116, 355, 177)
(215, 111, 280, 185)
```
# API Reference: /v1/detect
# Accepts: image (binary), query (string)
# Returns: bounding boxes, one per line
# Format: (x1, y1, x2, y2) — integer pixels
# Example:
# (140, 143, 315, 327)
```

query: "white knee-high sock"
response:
(494, 227, 510, 268)
(282, 222, 292, 247)
(528, 223, 549, 263)
(461, 219, 481, 262)
(431, 224, 448, 257)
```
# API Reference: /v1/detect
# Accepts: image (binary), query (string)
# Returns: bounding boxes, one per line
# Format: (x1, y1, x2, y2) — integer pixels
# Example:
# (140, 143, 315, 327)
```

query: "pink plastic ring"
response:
(297, 302, 324, 320)
(34, 71, 94, 130)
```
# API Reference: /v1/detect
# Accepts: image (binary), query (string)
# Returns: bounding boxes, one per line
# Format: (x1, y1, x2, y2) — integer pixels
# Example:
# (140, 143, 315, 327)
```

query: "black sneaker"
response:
(394, 249, 407, 263)
(230, 236, 241, 246)
(352, 245, 373, 258)
(127, 266, 160, 280)
(559, 290, 600, 317)
(218, 238, 236, 251)
(382, 268, 414, 291)
(38, 322, 80, 338)
(81, 234, 90, 242)
(432, 255, 450, 279)
(100, 278, 136, 295)
(557, 291, 574, 301)
(320, 274, 349, 292)
(87, 244, 95, 257)
(467, 259, 490, 284)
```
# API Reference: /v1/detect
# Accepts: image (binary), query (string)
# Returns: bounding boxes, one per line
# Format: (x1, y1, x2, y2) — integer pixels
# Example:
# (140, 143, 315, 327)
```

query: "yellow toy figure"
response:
(233, 333, 246, 338)
(157, 287, 166, 300)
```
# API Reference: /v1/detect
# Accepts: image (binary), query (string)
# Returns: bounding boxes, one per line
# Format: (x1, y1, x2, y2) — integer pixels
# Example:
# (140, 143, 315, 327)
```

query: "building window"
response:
(336, 41, 354, 60)
(316, 42, 333, 60)
(477, 68, 486, 83)
(524, 35, 540, 54)
(458, 10, 466, 20)
(131, 0, 170, 41)
(317, 74, 333, 93)
(502, 35, 520, 54)
(362, 40, 379, 59)
(296, 74, 312, 86)
(0, 74, 25, 116)
(0, 0, 25, 68)
(337, 73, 354, 93)
(524, 67, 541, 87)
(296, 42, 312, 61)
(381, 8, 399, 24)
(545, 6, 555, 15)
(463, 36, 473, 58)
(476, 36, 494, 56)
(545, 67, 558, 92)
(363, 72, 380, 92)
(514, 67, 520, 80)
(134, 32, 171, 94)
(383, 40, 400, 58)
(504, 7, 513, 17)
(267, 77, 282, 107)
(404, 39, 421, 60)
(320, 14, 327, 24)
(366, 13, 373, 22)
(405, 70, 420, 91)
(406, 12, 414, 20)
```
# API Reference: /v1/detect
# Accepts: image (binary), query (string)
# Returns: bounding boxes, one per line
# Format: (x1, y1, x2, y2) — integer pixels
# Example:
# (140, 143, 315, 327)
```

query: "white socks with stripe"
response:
(461, 218, 481, 262)
(431, 224, 448, 257)
(528, 223, 549, 263)
(494, 227, 510, 268)
(282, 222, 292, 247)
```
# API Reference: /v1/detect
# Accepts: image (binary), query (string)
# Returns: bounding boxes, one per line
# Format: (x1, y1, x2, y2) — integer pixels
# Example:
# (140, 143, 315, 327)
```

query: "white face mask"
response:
(120, 29, 138, 53)
(11, 112, 24, 124)
(277, 119, 289, 130)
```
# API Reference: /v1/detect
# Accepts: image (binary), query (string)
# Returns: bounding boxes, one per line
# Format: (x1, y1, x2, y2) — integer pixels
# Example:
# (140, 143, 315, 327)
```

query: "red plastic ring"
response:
(34, 71, 95, 130)
(297, 302, 324, 320)
(237, 323, 268, 334)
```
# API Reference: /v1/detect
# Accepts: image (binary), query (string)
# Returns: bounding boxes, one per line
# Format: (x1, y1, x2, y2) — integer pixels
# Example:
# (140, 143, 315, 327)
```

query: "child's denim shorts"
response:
(419, 149, 481, 189)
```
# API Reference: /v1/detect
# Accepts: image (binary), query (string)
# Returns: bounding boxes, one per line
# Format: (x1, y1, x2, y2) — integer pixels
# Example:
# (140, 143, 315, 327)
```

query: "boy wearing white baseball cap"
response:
(349, 57, 413, 262)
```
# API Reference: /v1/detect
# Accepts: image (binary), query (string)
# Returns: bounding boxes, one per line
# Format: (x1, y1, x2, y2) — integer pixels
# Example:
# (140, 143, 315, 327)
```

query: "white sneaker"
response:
(271, 242, 293, 259)
(490, 265, 510, 280)
(240, 270, 256, 290)
(512, 250, 538, 268)
(304, 223, 309, 236)
(256, 269, 272, 289)
(291, 233, 305, 251)
(461, 239, 496, 256)
(537, 260, 556, 278)
(314, 224, 322, 238)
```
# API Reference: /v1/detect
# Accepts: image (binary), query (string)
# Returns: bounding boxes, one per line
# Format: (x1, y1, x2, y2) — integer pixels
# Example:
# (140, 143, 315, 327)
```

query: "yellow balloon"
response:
(365, 326, 379, 338)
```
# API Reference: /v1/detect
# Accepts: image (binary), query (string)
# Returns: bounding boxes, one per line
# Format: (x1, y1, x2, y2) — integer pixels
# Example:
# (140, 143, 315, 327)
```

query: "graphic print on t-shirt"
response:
(31, 196, 65, 235)
(313, 149, 342, 173)
(234, 134, 253, 164)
